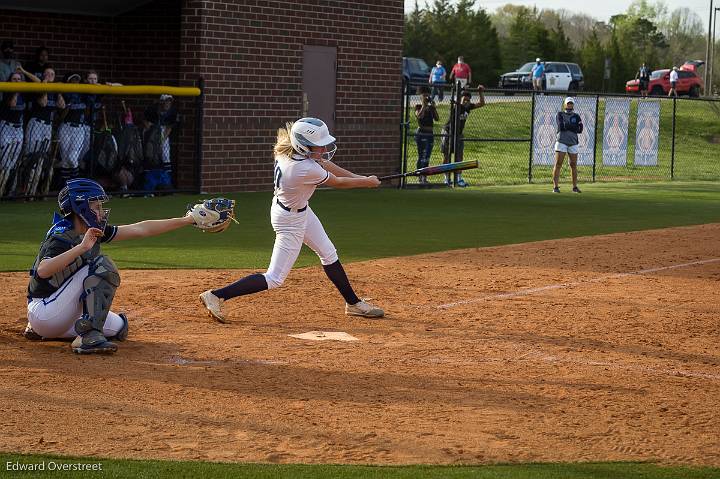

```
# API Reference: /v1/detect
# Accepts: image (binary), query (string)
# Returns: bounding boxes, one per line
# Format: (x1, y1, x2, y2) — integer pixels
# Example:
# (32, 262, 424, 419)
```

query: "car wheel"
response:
(650, 85, 664, 96)
(689, 85, 700, 98)
(569, 81, 578, 91)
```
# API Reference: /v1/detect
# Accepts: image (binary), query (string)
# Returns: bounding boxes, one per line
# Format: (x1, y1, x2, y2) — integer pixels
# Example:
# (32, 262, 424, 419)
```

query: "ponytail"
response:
(273, 122, 295, 158)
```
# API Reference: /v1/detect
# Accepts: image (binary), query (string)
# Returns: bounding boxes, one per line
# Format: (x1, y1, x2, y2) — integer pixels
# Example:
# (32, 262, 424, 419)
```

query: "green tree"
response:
(578, 29, 606, 91)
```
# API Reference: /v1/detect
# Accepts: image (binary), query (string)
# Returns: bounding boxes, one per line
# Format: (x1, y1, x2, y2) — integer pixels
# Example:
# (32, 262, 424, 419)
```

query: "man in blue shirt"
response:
(531, 58, 545, 91)
(429, 60, 447, 102)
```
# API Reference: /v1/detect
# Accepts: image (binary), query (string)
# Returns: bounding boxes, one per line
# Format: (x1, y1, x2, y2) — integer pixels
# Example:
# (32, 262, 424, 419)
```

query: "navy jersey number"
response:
(273, 164, 282, 189)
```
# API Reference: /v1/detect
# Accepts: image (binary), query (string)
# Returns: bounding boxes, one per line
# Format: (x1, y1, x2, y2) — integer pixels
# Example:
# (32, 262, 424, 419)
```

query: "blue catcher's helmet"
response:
(58, 178, 110, 230)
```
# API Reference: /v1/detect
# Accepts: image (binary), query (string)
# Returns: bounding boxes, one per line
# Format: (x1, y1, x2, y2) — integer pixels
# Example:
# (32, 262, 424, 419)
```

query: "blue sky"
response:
(404, 0, 714, 29)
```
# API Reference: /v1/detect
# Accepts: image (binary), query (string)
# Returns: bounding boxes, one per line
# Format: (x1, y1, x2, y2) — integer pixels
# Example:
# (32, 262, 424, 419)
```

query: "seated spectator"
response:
(142, 94, 178, 192)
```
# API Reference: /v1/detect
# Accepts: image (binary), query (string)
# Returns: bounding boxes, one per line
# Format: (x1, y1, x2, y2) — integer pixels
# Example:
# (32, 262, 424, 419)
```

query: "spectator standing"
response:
(429, 60, 446, 102)
(0, 40, 22, 88)
(440, 85, 485, 187)
(143, 94, 179, 191)
(668, 67, 679, 98)
(552, 97, 583, 194)
(0, 70, 27, 195)
(25, 46, 50, 80)
(531, 58, 545, 92)
(637, 63, 650, 97)
(449, 56, 471, 89)
(413, 86, 439, 185)
(57, 73, 86, 183)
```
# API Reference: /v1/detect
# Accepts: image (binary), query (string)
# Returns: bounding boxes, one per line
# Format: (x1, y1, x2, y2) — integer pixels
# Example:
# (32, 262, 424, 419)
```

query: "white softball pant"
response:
(0, 120, 24, 172)
(58, 123, 84, 169)
(27, 265, 125, 339)
(24, 118, 52, 155)
(263, 202, 338, 289)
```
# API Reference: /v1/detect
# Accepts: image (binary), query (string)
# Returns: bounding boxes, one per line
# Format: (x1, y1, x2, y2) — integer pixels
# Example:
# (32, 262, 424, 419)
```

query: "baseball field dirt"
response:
(1, 224, 718, 466)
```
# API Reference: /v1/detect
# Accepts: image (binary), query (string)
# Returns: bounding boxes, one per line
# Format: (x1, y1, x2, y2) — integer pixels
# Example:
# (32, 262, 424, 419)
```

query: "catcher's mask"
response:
(290, 117, 337, 161)
(58, 178, 110, 231)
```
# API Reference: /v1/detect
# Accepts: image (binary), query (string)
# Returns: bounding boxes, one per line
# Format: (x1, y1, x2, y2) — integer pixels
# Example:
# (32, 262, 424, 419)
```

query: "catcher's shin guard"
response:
(73, 255, 121, 354)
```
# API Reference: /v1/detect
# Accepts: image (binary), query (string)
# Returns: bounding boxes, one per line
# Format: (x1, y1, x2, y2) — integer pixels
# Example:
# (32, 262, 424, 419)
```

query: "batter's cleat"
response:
(71, 332, 118, 354)
(345, 300, 385, 319)
(572, 186, 582, 193)
(553, 186, 560, 193)
(199, 290, 226, 323)
(23, 323, 44, 341)
(109, 313, 129, 342)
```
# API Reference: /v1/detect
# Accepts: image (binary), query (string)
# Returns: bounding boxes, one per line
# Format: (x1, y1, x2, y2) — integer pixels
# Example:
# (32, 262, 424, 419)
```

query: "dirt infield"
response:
(1, 224, 719, 466)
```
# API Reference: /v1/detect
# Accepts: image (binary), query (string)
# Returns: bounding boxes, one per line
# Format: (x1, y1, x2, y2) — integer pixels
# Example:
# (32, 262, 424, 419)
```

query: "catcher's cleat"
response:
(71, 334, 118, 354)
(109, 313, 129, 342)
(345, 300, 384, 319)
(199, 290, 226, 323)
(23, 323, 44, 341)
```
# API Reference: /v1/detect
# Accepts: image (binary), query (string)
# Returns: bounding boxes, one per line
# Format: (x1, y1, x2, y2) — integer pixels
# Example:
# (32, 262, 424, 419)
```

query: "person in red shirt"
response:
(449, 56, 472, 89)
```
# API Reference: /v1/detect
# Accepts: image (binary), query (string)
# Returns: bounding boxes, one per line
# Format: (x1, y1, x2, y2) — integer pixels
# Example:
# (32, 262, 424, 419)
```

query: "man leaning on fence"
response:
(441, 85, 485, 188)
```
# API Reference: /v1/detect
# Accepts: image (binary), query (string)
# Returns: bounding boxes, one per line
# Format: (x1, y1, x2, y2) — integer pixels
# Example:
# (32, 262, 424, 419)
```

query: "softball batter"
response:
(199, 117, 384, 321)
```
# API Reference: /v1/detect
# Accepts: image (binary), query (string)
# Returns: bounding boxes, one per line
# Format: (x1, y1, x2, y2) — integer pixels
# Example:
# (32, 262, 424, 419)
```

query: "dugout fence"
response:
(0, 79, 204, 200)
(400, 79, 720, 187)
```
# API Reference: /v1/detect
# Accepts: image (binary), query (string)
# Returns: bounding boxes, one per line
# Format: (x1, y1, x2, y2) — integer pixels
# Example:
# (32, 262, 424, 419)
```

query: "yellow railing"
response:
(0, 82, 201, 96)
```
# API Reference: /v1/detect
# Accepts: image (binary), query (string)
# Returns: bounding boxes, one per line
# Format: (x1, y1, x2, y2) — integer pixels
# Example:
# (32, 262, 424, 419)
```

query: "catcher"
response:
(24, 178, 234, 354)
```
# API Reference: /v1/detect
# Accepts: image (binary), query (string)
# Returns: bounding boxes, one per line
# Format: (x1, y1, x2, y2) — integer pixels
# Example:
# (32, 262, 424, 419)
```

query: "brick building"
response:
(0, 0, 404, 191)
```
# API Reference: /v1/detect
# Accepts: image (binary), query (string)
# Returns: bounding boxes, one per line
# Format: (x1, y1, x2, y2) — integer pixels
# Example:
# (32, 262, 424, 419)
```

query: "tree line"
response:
(404, 0, 716, 93)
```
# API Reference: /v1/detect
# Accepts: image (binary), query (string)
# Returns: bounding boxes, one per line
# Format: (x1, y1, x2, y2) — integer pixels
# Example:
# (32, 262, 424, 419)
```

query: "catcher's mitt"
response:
(186, 198, 238, 233)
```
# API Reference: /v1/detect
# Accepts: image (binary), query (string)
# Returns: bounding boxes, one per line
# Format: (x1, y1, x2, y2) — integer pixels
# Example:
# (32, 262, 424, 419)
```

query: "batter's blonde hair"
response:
(274, 122, 295, 157)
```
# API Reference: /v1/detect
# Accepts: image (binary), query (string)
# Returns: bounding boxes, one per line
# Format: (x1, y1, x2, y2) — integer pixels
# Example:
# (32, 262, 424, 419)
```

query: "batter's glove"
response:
(186, 198, 238, 233)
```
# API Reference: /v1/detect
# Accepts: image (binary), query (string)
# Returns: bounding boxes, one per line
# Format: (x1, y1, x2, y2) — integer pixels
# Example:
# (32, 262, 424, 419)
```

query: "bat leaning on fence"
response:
(378, 160, 478, 181)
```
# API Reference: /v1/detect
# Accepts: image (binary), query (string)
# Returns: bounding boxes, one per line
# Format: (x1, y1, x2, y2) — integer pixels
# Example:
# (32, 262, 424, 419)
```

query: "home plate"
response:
(289, 331, 359, 342)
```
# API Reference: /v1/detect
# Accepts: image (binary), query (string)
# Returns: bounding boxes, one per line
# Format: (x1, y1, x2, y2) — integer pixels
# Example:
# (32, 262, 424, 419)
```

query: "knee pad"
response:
(75, 255, 120, 336)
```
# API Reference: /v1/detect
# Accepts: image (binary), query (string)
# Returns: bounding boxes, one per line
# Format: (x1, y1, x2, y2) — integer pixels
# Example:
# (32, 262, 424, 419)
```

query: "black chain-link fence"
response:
(0, 83, 203, 200)
(401, 80, 720, 187)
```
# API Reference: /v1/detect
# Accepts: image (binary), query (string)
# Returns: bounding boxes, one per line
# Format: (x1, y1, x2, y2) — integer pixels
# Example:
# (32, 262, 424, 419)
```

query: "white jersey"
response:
(273, 153, 329, 210)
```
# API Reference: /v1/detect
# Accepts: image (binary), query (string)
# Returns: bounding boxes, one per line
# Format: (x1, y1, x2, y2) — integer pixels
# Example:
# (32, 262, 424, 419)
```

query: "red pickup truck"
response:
(626, 61, 704, 97)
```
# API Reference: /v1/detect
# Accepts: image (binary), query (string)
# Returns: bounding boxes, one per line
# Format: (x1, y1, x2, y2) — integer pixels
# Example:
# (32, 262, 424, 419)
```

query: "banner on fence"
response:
(634, 100, 660, 166)
(573, 96, 596, 166)
(532, 95, 563, 165)
(602, 98, 631, 166)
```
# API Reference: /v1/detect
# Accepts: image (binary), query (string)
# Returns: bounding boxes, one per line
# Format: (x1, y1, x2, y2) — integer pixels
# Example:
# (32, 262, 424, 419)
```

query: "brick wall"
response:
(180, 0, 405, 192)
(1, 0, 404, 192)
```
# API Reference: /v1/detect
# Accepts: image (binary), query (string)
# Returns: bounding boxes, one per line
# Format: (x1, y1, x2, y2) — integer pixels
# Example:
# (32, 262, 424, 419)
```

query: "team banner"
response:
(602, 98, 631, 166)
(532, 95, 562, 165)
(634, 100, 661, 166)
(573, 96, 596, 166)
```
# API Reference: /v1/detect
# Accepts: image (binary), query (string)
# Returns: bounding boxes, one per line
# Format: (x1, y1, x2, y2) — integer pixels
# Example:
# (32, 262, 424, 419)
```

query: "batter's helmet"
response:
(290, 118, 336, 161)
(58, 178, 109, 230)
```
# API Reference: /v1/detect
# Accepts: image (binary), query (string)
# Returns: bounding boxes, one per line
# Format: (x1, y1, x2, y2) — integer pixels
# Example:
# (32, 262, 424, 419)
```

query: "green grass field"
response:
(2, 182, 719, 477)
(2, 453, 719, 479)
(1, 182, 719, 272)
(403, 95, 720, 185)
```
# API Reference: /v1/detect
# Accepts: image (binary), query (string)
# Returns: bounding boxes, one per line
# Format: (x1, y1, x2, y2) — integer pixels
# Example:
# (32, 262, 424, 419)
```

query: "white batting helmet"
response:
(290, 117, 337, 160)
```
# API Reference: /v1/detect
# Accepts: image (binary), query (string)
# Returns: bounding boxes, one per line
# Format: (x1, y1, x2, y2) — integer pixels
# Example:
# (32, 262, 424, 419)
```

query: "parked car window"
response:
(545, 63, 569, 73)
(650, 70, 666, 80)
(517, 62, 534, 72)
(678, 71, 694, 79)
(567, 64, 581, 75)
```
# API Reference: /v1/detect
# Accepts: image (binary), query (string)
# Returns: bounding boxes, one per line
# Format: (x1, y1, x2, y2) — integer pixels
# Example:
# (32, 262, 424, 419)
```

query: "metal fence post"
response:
(670, 96, 676, 180)
(195, 76, 205, 194)
(592, 94, 599, 182)
(400, 79, 410, 189)
(527, 91, 536, 183)
(451, 80, 461, 186)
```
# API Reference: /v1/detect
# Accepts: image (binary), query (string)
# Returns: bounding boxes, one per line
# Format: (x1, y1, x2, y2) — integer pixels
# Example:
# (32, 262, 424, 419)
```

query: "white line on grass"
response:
(437, 257, 720, 309)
